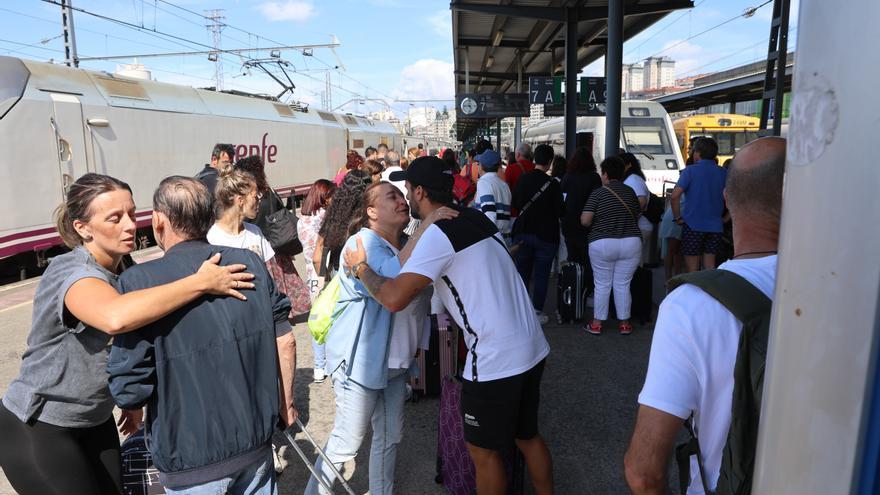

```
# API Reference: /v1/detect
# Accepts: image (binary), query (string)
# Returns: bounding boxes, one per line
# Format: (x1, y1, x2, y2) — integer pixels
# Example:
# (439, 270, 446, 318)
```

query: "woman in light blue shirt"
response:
(305, 182, 452, 495)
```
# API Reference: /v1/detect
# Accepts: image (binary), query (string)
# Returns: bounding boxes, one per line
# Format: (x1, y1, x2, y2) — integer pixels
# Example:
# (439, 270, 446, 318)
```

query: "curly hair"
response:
(345, 150, 365, 171)
(318, 169, 372, 270)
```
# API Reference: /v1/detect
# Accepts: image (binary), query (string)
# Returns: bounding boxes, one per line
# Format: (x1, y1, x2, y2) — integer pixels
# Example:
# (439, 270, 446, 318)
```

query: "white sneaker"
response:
(536, 311, 550, 325)
(314, 369, 326, 383)
(272, 443, 285, 473)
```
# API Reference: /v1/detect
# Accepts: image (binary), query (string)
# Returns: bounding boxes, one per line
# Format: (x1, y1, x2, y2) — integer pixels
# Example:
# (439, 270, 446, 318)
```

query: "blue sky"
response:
(1, 0, 798, 118)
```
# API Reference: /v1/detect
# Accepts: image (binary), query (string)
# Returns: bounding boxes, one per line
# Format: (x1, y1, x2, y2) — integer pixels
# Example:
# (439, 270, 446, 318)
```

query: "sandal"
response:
(584, 320, 602, 335)
(619, 322, 633, 335)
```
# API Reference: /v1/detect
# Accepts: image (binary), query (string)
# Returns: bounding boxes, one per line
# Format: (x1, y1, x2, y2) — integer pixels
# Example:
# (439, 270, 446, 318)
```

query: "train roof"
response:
(2, 56, 396, 132)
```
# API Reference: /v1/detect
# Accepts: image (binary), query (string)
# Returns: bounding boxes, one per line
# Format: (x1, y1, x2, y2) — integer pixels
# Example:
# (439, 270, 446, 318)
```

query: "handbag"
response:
(263, 190, 303, 256)
(307, 273, 342, 344)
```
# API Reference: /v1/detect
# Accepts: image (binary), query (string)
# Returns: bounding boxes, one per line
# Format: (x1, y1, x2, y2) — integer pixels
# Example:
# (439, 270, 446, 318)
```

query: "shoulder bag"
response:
(264, 190, 303, 256)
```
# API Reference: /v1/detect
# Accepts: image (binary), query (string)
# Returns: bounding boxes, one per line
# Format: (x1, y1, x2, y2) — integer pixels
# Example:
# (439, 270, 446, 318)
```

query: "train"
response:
(0, 55, 455, 277)
(521, 100, 684, 195)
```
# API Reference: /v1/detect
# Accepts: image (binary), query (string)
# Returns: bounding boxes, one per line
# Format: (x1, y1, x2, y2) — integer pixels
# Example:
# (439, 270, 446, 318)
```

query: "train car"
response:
(672, 113, 760, 164)
(521, 100, 683, 195)
(0, 56, 405, 274)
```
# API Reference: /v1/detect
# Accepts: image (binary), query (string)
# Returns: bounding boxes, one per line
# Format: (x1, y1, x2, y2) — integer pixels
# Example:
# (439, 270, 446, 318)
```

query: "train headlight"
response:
(666, 159, 677, 170)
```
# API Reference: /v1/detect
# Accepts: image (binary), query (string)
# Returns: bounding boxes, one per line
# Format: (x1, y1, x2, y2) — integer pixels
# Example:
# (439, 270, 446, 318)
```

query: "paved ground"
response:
(0, 249, 680, 494)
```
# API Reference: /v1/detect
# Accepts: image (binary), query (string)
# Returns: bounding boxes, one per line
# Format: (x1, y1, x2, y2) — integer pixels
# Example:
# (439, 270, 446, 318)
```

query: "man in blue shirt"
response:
(670, 137, 728, 272)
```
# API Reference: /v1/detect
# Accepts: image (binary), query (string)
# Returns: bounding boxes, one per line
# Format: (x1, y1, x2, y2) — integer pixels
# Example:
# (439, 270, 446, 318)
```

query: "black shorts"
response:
(681, 224, 723, 256)
(460, 359, 545, 450)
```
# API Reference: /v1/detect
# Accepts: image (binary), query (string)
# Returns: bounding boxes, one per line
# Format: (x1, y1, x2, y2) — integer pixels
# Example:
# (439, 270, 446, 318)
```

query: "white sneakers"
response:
(535, 310, 550, 325)
(314, 368, 326, 383)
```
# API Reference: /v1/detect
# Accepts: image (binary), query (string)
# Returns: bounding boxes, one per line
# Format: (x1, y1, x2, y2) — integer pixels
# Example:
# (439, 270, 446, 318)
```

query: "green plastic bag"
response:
(307, 274, 342, 344)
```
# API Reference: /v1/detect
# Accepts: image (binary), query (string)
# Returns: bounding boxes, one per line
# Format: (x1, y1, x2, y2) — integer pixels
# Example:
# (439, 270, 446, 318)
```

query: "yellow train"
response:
(672, 114, 760, 164)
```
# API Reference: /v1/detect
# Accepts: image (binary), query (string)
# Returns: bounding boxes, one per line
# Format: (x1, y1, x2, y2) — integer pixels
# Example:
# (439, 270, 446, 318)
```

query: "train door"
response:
(49, 93, 89, 198)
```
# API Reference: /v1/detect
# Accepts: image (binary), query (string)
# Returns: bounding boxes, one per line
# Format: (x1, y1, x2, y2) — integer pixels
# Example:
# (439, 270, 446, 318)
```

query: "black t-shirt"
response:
(560, 171, 602, 241)
(511, 170, 564, 244)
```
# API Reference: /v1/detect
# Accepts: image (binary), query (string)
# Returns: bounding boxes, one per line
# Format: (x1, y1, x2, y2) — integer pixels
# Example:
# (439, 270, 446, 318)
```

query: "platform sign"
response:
(529, 76, 562, 104)
(456, 93, 530, 118)
(579, 77, 606, 111)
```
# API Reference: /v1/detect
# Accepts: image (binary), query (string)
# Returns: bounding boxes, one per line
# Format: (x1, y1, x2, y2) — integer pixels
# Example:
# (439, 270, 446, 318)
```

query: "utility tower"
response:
(60, 0, 79, 67)
(205, 9, 226, 90)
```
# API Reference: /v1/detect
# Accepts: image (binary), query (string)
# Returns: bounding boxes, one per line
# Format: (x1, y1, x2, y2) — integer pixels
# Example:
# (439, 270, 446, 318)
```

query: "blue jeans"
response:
(304, 368, 407, 495)
(513, 233, 558, 312)
(313, 341, 326, 371)
(164, 452, 276, 495)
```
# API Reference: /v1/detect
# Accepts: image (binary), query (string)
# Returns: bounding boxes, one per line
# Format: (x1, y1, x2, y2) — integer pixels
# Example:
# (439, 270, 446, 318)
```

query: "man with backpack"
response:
(624, 137, 786, 495)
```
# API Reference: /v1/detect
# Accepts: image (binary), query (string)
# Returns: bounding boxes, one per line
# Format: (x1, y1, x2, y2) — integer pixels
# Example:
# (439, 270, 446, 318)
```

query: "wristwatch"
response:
(352, 261, 367, 279)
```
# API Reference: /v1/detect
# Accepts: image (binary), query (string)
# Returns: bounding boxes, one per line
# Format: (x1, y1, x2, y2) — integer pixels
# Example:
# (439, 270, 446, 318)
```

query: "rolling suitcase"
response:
(556, 262, 586, 323)
(283, 418, 356, 495)
(435, 376, 525, 495)
(410, 313, 458, 398)
(121, 429, 165, 495)
(609, 266, 654, 324)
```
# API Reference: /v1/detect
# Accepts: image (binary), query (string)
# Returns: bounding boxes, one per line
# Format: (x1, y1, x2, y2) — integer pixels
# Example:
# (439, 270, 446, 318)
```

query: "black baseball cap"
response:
(389, 156, 454, 192)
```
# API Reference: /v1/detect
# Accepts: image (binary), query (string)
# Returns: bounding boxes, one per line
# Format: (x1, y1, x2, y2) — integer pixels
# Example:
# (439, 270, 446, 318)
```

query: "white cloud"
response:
(428, 10, 452, 37)
(258, 1, 316, 23)
(392, 59, 455, 101)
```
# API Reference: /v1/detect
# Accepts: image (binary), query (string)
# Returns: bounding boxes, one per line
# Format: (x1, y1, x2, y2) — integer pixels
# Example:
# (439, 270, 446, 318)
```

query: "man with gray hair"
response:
(505, 142, 535, 217)
(108, 176, 297, 494)
(625, 137, 786, 494)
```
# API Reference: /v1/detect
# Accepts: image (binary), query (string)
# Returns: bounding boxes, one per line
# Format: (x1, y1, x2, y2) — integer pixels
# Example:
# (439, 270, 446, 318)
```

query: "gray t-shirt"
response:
(2, 246, 118, 427)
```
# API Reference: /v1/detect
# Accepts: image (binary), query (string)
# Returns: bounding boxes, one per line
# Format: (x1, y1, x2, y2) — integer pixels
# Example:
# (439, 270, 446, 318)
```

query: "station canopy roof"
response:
(451, 0, 694, 140)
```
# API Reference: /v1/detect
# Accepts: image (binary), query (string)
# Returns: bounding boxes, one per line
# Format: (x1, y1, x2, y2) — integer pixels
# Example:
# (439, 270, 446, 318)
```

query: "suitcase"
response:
(556, 262, 586, 323)
(435, 376, 525, 495)
(283, 418, 356, 495)
(609, 266, 654, 324)
(410, 313, 458, 398)
(120, 429, 165, 495)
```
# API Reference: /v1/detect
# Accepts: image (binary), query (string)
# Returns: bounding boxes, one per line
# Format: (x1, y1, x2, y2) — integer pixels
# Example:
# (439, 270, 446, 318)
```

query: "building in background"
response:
(622, 63, 645, 94)
(643, 56, 675, 89)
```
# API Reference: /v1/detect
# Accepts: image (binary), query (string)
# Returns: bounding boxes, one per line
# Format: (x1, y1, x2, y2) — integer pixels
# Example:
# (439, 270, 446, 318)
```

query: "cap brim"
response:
(388, 170, 408, 182)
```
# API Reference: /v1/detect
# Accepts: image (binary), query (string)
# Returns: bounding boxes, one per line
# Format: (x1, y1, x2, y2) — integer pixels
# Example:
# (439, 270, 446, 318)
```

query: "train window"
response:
(273, 103, 294, 117)
(628, 107, 651, 117)
(352, 139, 365, 148)
(317, 111, 338, 123)
(95, 76, 149, 100)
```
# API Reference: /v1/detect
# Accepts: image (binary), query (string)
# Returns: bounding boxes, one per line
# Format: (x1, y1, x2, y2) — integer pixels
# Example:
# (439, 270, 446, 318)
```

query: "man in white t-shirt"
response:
(473, 149, 513, 239)
(343, 156, 553, 495)
(624, 137, 786, 495)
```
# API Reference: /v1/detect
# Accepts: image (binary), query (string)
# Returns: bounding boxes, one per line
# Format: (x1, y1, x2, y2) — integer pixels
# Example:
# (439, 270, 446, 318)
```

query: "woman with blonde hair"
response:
(0, 173, 250, 495)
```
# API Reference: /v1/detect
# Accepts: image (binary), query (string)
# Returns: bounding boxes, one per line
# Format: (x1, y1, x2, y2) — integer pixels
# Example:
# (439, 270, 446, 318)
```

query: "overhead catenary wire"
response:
(639, 0, 774, 62)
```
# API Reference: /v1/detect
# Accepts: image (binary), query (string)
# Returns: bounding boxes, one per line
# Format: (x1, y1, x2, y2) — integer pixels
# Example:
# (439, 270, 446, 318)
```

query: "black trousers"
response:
(0, 402, 122, 495)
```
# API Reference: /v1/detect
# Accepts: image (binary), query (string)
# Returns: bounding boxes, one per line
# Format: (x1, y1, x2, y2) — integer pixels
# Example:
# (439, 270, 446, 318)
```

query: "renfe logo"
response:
(234, 133, 278, 163)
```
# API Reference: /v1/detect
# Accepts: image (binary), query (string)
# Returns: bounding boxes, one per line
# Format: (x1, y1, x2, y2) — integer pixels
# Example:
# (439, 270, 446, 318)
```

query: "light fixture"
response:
(270, 49, 281, 58)
(486, 56, 494, 69)
(207, 52, 218, 62)
(492, 30, 504, 47)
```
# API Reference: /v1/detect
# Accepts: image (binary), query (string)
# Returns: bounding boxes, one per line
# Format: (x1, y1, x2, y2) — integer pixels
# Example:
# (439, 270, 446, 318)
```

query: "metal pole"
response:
(604, 0, 624, 159)
(496, 119, 502, 151)
(564, 7, 578, 159)
(729, 101, 737, 114)
(772, 0, 791, 136)
(60, 0, 79, 67)
(514, 50, 523, 152)
(464, 47, 471, 94)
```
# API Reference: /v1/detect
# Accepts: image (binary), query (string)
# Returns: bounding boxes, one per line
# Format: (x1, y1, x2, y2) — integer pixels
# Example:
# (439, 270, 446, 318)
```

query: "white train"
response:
(521, 100, 684, 195)
(0, 56, 454, 273)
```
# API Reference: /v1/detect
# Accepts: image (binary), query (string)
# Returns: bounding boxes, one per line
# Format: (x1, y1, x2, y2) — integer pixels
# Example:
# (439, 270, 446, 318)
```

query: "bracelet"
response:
(352, 261, 367, 279)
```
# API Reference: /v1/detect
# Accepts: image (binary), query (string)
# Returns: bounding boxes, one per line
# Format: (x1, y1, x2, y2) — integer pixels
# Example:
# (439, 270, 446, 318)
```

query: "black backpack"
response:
(669, 269, 772, 495)
(643, 192, 665, 224)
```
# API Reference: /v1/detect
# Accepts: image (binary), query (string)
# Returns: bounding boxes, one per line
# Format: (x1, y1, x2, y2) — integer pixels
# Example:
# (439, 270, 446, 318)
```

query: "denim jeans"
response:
(312, 341, 326, 371)
(514, 233, 559, 312)
(304, 368, 408, 495)
(164, 452, 276, 495)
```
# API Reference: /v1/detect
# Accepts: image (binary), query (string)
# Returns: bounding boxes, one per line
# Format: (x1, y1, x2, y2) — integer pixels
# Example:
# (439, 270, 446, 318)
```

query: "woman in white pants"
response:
(580, 156, 644, 335)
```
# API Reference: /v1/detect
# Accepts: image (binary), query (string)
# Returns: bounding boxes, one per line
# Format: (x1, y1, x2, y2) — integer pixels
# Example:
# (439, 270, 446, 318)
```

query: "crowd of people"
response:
(0, 132, 786, 495)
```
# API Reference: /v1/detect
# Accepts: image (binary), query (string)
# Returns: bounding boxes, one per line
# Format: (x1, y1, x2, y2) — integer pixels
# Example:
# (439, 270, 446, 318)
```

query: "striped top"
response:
(474, 172, 512, 236)
(582, 180, 643, 243)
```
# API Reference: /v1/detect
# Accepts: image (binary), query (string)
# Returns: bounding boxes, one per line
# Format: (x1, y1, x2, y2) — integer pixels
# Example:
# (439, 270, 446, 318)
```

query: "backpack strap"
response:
(669, 269, 773, 495)
(668, 269, 771, 324)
